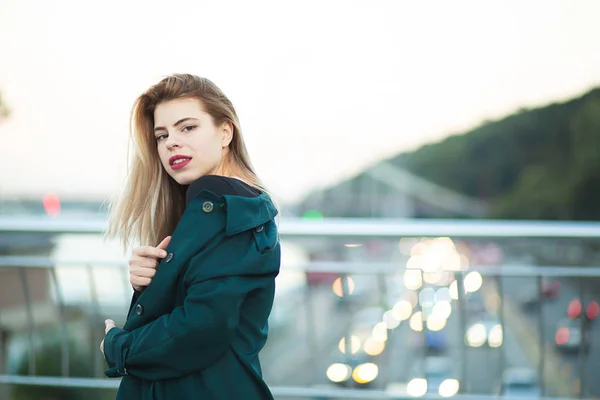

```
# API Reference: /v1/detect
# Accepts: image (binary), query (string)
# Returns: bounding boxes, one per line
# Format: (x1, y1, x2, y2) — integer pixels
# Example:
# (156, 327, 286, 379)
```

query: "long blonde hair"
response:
(106, 73, 272, 248)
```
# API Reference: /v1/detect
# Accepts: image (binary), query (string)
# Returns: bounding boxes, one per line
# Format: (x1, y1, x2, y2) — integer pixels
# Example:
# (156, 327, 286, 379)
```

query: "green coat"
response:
(103, 185, 280, 399)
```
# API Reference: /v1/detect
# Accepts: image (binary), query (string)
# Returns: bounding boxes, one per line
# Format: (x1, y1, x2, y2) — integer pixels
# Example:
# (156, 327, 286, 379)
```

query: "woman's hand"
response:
(100, 319, 116, 355)
(129, 236, 171, 292)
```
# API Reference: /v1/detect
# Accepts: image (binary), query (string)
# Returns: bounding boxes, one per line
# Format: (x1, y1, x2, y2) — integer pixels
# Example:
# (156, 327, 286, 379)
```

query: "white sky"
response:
(1, 0, 600, 203)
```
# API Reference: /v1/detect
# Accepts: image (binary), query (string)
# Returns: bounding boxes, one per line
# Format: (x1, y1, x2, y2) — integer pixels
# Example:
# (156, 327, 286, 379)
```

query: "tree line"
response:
(391, 88, 600, 220)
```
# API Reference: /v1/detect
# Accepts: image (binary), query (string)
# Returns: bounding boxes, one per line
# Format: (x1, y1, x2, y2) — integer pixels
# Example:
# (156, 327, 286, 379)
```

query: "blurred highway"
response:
(259, 271, 540, 398)
(3, 221, 600, 400)
(258, 241, 600, 399)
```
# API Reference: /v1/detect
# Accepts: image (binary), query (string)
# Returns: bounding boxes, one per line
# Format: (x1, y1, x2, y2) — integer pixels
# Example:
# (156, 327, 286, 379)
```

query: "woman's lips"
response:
(170, 158, 191, 170)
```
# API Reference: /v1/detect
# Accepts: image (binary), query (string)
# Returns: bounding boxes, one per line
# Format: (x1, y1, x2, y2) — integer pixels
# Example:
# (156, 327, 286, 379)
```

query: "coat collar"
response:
(222, 192, 278, 236)
(186, 188, 278, 236)
(183, 175, 278, 235)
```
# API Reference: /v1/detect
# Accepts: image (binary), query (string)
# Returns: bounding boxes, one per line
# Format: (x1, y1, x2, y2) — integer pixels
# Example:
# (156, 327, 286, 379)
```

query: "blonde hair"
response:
(106, 73, 273, 248)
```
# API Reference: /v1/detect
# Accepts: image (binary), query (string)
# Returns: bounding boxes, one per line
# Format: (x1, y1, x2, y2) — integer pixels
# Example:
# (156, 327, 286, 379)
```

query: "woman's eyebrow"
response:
(154, 117, 199, 132)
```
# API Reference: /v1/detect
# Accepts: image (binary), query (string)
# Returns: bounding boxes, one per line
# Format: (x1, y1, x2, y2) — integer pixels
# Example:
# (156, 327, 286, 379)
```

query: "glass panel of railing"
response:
(1, 219, 600, 400)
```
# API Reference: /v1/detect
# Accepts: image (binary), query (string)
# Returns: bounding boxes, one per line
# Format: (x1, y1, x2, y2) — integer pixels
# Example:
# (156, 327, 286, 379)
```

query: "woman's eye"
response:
(182, 125, 196, 132)
(156, 133, 168, 141)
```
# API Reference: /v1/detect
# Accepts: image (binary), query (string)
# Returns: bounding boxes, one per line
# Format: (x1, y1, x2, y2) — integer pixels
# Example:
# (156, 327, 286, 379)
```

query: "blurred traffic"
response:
(2, 216, 600, 400)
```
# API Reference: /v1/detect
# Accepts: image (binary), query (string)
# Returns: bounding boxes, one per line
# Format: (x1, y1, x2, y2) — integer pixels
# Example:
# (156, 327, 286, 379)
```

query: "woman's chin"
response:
(169, 172, 198, 186)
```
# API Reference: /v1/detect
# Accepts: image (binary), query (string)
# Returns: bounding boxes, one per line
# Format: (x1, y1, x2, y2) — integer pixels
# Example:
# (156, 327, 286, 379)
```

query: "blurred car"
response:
(555, 318, 589, 353)
(327, 307, 387, 389)
(423, 357, 458, 397)
(465, 293, 487, 315)
(334, 308, 388, 359)
(405, 356, 459, 398)
(517, 289, 539, 310)
(498, 367, 541, 398)
(541, 279, 560, 299)
(465, 317, 503, 348)
(325, 353, 379, 389)
(566, 298, 600, 321)
(518, 279, 560, 310)
(425, 329, 448, 353)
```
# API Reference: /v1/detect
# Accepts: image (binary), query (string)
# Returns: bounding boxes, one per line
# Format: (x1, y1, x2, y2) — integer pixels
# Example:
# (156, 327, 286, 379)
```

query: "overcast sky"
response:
(1, 0, 600, 204)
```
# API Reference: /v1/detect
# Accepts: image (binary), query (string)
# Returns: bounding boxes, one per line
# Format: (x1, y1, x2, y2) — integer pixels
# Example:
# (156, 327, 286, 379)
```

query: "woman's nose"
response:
(165, 136, 180, 149)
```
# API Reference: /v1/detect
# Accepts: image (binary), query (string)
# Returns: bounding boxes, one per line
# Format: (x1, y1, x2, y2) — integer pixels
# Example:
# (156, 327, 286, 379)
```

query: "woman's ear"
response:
(221, 121, 234, 148)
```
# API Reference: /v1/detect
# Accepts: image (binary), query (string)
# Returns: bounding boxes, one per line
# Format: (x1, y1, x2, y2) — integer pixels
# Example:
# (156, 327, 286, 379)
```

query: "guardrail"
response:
(1, 216, 600, 237)
(1, 217, 600, 400)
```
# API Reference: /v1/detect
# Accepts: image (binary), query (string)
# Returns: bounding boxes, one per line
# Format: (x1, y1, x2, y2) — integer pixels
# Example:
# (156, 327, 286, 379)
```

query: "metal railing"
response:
(1, 216, 600, 237)
(1, 217, 600, 400)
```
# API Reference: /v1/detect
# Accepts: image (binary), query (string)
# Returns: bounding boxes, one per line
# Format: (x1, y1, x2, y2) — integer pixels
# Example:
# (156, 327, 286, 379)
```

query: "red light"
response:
(555, 327, 569, 345)
(567, 299, 582, 319)
(586, 301, 600, 320)
(42, 193, 61, 217)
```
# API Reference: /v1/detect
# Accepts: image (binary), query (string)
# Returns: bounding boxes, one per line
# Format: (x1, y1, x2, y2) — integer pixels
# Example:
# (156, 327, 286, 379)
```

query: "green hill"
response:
(390, 88, 600, 220)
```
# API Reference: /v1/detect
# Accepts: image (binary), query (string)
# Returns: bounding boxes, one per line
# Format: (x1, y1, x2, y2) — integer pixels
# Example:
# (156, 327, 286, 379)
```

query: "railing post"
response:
(18, 269, 36, 376)
(303, 275, 318, 373)
(578, 278, 586, 398)
(340, 273, 352, 361)
(419, 268, 427, 366)
(537, 274, 545, 397)
(50, 266, 70, 377)
(497, 275, 505, 392)
(86, 263, 102, 377)
(456, 271, 468, 394)
(377, 271, 391, 388)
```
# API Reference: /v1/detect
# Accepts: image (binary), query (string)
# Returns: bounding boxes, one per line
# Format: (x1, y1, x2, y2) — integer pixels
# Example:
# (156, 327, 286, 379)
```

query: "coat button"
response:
(255, 225, 264, 233)
(202, 201, 214, 213)
(165, 252, 174, 263)
(135, 304, 143, 315)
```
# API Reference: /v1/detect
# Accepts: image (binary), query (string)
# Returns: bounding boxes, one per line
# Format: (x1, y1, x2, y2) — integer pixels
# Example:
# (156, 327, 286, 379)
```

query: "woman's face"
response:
(153, 98, 232, 185)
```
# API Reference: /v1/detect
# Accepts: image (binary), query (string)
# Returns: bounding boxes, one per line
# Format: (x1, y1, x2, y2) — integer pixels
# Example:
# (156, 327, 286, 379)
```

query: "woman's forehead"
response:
(154, 98, 208, 125)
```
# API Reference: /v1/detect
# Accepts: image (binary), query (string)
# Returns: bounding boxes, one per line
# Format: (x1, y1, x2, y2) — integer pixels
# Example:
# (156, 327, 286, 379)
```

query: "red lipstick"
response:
(169, 155, 192, 170)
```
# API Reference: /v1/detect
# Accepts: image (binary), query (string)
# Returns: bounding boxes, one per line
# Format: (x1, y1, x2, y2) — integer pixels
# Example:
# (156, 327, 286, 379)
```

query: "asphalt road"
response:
(261, 274, 540, 400)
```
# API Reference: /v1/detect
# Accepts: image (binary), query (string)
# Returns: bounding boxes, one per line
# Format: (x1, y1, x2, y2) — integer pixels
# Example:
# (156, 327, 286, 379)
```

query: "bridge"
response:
(1, 216, 600, 399)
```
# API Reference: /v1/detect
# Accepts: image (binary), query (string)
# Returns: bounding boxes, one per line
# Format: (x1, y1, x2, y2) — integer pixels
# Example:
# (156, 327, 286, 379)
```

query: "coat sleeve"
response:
(103, 266, 271, 380)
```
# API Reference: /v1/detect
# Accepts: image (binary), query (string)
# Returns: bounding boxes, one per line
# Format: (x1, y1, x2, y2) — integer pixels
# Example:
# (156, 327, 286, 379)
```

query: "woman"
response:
(101, 74, 280, 399)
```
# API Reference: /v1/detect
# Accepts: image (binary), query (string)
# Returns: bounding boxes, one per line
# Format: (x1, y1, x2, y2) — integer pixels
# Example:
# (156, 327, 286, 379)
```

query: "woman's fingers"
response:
(130, 264, 158, 278)
(127, 238, 171, 289)
(133, 245, 167, 259)
(105, 319, 116, 334)
(156, 236, 171, 251)
(130, 275, 152, 288)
